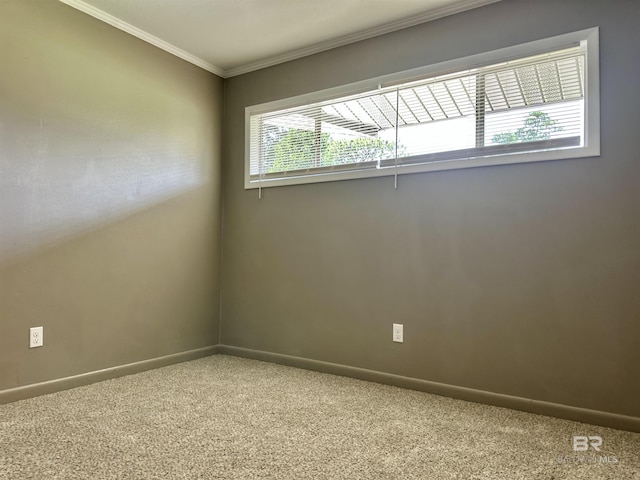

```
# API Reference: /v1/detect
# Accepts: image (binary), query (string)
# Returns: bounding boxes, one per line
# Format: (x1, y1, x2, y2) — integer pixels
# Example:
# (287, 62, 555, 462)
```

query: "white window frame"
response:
(245, 27, 599, 190)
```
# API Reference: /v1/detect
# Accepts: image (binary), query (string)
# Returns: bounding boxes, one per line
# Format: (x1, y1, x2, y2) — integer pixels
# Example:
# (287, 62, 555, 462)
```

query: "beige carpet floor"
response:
(0, 355, 638, 479)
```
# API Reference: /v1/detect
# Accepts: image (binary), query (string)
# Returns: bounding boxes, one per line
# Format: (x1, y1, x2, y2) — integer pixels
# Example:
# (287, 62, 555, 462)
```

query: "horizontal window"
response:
(245, 28, 599, 189)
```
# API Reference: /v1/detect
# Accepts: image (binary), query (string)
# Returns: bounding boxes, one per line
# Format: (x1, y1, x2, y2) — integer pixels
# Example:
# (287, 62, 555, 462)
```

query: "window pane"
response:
(247, 28, 598, 188)
(484, 100, 583, 146)
(323, 124, 397, 165)
(380, 115, 475, 157)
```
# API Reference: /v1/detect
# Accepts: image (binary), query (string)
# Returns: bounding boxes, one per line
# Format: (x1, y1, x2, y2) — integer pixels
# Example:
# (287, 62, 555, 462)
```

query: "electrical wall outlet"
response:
(29, 326, 43, 348)
(392, 323, 403, 343)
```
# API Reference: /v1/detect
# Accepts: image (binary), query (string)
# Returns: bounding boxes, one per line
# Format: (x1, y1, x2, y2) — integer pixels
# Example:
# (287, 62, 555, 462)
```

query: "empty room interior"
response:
(1, 0, 639, 478)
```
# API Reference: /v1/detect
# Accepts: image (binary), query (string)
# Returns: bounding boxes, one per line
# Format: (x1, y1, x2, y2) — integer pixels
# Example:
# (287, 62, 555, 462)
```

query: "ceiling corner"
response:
(58, 0, 226, 77)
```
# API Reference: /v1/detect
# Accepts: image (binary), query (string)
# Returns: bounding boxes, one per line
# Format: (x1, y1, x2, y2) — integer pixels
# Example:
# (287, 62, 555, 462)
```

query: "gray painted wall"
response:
(221, 0, 640, 418)
(0, 0, 223, 390)
(1, 0, 637, 421)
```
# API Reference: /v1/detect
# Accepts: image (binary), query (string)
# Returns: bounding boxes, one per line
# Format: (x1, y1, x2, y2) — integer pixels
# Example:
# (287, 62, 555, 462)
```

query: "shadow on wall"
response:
(0, 115, 207, 268)
(0, 3, 214, 268)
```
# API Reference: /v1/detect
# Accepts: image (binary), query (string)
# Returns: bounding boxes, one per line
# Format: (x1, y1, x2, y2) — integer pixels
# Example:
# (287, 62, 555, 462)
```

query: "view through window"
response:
(246, 28, 599, 189)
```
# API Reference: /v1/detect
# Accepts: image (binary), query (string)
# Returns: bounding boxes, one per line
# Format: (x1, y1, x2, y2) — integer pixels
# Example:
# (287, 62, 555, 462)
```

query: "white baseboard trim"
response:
(0, 345, 219, 404)
(218, 345, 640, 433)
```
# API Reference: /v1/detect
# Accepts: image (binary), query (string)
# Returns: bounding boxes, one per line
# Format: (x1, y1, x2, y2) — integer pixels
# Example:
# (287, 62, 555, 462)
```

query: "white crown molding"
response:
(223, 0, 503, 77)
(59, 0, 502, 79)
(58, 0, 225, 77)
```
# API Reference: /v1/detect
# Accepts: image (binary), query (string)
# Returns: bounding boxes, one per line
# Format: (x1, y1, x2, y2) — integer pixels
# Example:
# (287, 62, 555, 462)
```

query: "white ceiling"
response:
(60, 0, 501, 78)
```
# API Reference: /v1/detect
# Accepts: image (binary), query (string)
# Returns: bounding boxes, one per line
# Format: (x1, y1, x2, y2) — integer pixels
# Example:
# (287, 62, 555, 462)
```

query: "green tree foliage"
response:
(492, 111, 563, 144)
(269, 128, 399, 173)
(324, 137, 398, 165)
(269, 129, 329, 173)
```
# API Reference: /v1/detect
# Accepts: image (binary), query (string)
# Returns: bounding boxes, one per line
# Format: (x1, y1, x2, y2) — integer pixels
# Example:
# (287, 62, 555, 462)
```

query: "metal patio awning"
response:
(264, 47, 585, 136)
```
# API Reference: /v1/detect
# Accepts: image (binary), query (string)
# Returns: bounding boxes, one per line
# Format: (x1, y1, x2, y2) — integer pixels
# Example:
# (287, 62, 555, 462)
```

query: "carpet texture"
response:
(1, 355, 638, 479)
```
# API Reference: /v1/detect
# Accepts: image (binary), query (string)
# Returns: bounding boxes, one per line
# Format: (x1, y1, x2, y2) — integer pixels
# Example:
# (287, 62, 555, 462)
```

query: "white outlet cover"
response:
(30, 326, 43, 348)
(393, 323, 403, 343)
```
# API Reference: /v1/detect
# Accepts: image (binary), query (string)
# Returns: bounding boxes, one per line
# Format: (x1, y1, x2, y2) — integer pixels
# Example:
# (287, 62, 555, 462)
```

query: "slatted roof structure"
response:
(263, 46, 585, 136)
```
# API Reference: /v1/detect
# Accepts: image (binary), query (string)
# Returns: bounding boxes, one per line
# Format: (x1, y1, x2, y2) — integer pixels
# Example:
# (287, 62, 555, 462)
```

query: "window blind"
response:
(246, 28, 598, 189)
